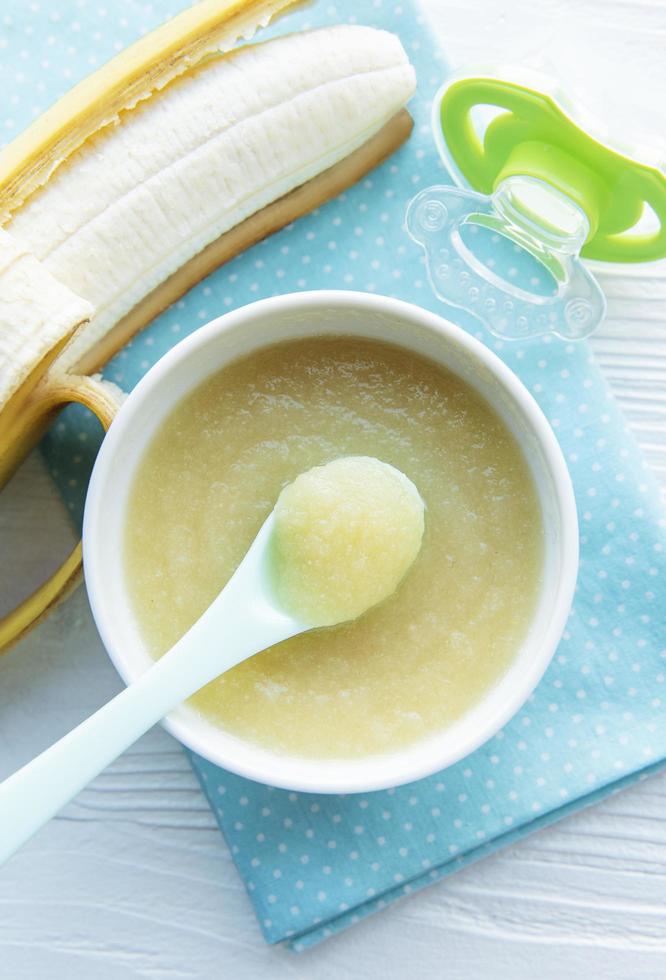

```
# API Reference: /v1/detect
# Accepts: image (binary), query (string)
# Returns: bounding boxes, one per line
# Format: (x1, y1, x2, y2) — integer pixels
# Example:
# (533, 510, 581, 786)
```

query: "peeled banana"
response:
(0, 0, 415, 651)
(0, 0, 305, 221)
(6, 24, 415, 371)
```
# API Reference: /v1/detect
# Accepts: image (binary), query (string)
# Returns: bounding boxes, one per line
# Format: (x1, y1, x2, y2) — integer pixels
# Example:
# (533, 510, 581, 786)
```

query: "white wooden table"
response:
(1, 2, 666, 977)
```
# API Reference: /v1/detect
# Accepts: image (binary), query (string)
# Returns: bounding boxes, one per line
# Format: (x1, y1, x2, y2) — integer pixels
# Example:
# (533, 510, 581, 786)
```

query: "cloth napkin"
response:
(3, 0, 665, 952)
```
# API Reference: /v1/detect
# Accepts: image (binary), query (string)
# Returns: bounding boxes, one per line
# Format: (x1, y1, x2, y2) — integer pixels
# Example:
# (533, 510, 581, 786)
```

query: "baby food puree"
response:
(273, 455, 425, 627)
(125, 336, 543, 759)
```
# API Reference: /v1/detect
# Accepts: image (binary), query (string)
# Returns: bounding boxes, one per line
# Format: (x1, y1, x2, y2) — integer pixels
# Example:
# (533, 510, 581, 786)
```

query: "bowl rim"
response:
(83, 289, 579, 793)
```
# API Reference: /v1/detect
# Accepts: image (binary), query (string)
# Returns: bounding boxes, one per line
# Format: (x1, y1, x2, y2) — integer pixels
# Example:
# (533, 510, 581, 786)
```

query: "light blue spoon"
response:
(0, 513, 306, 866)
(0, 458, 424, 866)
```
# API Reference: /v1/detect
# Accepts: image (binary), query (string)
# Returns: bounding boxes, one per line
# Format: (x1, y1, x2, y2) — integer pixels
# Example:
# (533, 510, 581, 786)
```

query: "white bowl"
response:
(83, 290, 578, 794)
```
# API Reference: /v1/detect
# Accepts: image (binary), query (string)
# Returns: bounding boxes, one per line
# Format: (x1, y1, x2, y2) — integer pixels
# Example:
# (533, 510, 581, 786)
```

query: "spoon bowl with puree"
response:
(0, 456, 424, 866)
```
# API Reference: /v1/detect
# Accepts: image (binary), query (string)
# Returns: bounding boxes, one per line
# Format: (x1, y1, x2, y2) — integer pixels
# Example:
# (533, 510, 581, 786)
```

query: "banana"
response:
(0, 0, 416, 651)
(0, 0, 304, 222)
(0, 0, 306, 434)
(6, 25, 415, 371)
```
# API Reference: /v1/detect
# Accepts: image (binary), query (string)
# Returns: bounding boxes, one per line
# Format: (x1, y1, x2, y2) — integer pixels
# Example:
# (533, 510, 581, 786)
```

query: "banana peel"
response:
(0, 0, 415, 651)
(0, 0, 305, 221)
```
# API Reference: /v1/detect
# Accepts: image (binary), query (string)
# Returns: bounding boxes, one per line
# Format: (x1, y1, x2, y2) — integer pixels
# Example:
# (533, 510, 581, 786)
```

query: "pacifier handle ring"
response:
(437, 78, 551, 194)
(588, 167, 666, 263)
(437, 76, 666, 264)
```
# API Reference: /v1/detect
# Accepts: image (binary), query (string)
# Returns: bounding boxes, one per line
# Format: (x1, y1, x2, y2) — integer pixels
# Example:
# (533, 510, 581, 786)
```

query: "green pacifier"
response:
(406, 72, 666, 340)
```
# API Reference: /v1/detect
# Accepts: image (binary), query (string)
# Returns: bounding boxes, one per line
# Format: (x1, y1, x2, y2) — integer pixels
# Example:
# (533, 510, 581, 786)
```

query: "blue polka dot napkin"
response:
(4, 0, 665, 952)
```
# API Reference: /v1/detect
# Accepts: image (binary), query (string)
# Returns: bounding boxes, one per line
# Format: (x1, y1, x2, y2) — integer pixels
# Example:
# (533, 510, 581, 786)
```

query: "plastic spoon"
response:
(0, 512, 308, 866)
(0, 457, 424, 866)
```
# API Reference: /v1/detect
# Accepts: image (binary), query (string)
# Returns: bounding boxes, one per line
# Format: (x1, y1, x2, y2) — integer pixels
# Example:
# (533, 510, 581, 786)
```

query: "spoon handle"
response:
(0, 513, 304, 866)
(0, 646, 204, 866)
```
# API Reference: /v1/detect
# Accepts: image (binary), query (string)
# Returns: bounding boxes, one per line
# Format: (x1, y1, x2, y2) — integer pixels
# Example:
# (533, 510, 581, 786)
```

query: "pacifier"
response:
(406, 70, 666, 340)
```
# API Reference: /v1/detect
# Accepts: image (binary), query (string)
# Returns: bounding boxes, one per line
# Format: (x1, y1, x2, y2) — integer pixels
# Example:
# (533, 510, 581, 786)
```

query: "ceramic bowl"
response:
(83, 290, 578, 793)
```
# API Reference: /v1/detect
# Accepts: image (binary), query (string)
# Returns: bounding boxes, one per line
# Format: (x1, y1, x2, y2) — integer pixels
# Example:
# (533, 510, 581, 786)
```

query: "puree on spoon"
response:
(272, 456, 425, 627)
